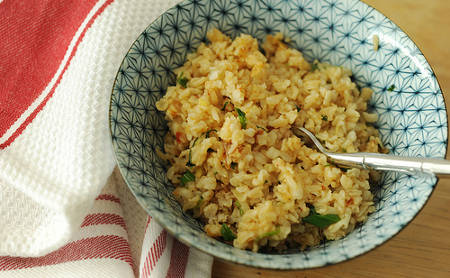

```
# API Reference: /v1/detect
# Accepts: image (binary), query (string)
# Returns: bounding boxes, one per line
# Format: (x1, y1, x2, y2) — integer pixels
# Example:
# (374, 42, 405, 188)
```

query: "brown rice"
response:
(156, 29, 384, 252)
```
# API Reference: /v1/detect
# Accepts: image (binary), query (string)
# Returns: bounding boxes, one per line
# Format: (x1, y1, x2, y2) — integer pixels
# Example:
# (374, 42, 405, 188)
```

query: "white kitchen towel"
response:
(0, 177, 135, 277)
(0, 0, 212, 277)
(0, 172, 212, 277)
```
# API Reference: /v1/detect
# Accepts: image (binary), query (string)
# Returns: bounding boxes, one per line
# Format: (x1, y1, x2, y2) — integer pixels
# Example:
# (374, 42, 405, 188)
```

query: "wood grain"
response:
(212, 1, 450, 277)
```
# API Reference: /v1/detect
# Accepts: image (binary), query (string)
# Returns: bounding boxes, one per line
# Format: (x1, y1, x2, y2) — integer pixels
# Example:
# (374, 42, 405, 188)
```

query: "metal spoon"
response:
(291, 127, 450, 177)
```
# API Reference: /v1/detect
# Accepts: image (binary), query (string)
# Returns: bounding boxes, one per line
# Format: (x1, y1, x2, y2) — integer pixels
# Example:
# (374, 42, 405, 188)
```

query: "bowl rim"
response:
(108, 0, 448, 270)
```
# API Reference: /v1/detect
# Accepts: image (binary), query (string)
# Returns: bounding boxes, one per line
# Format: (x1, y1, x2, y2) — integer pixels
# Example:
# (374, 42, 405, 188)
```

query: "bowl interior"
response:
(110, 0, 447, 269)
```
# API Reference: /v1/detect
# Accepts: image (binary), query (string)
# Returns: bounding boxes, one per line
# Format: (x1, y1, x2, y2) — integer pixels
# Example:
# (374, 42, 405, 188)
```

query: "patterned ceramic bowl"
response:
(109, 0, 447, 269)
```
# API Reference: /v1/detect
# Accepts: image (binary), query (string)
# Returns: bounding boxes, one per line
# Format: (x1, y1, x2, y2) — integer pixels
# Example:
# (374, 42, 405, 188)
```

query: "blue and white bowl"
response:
(109, 0, 447, 269)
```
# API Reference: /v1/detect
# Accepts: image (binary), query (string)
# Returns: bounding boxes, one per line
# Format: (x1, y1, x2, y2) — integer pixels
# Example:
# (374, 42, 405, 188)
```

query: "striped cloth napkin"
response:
(0, 0, 212, 277)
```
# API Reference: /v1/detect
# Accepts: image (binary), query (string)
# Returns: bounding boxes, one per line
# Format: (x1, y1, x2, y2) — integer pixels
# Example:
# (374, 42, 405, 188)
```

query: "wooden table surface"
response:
(212, 1, 450, 277)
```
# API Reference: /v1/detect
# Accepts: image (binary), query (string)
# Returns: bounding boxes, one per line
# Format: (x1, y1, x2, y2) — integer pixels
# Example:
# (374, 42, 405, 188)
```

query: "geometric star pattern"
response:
(109, 0, 447, 269)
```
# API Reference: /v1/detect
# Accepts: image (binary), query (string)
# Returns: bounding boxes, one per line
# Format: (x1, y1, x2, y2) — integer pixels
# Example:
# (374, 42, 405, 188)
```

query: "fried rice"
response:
(155, 28, 384, 252)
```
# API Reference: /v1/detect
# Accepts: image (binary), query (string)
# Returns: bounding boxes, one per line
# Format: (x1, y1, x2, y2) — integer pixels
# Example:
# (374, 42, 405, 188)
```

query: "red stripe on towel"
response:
(81, 213, 127, 231)
(166, 240, 189, 278)
(95, 194, 121, 204)
(141, 230, 168, 278)
(0, 235, 133, 270)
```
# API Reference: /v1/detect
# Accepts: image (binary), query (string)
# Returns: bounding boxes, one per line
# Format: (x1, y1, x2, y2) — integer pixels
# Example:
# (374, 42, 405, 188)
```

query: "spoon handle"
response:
(291, 127, 450, 177)
(327, 152, 450, 176)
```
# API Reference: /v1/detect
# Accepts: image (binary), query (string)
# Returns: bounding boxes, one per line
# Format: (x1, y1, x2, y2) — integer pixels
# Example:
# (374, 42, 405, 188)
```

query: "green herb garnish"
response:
(221, 101, 229, 111)
(235, 108, 247, 129)
(258, 228, 280, 239)
(303, 207, 340, 228)
(295, 105, 301, 112)
(230, 162, 238, 169)
(192, 137, 199, 147)
(220, 224, 237, 241)
(235, 201, 244, 216)
(311, 62, 319, 71)
(180, 170, 195, 185)
(177, 72, 189, 88)
(205, 129, 217, 138)
(341, 148, 347, 153)
(321, 115, 328, 121)
(387, 84, 395, 92)
(186, 150, 195, 167)
(194, 196, 204, 209)
(256, 125, 267, 132)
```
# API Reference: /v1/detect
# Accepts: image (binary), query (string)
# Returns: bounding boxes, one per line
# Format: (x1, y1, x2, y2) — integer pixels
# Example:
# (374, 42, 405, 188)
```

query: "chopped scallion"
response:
(186, 150, 195, 167)
(221, 101, 229, 111)
(180, 170, 195, 186)
(256, 125, 267, 132)
(258, 228, 280, 239)
(235, 201, 244, 216)
(192, 137, 199, 147)
(194, 196, 204, 209)
(205, 129, 217, 138)
(220, 224, 236, 241)
(235, 108, 247, 129)
(387, 84, 395, 91)
(303, 207, 340, 228)
(177, 72, 189, 88)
